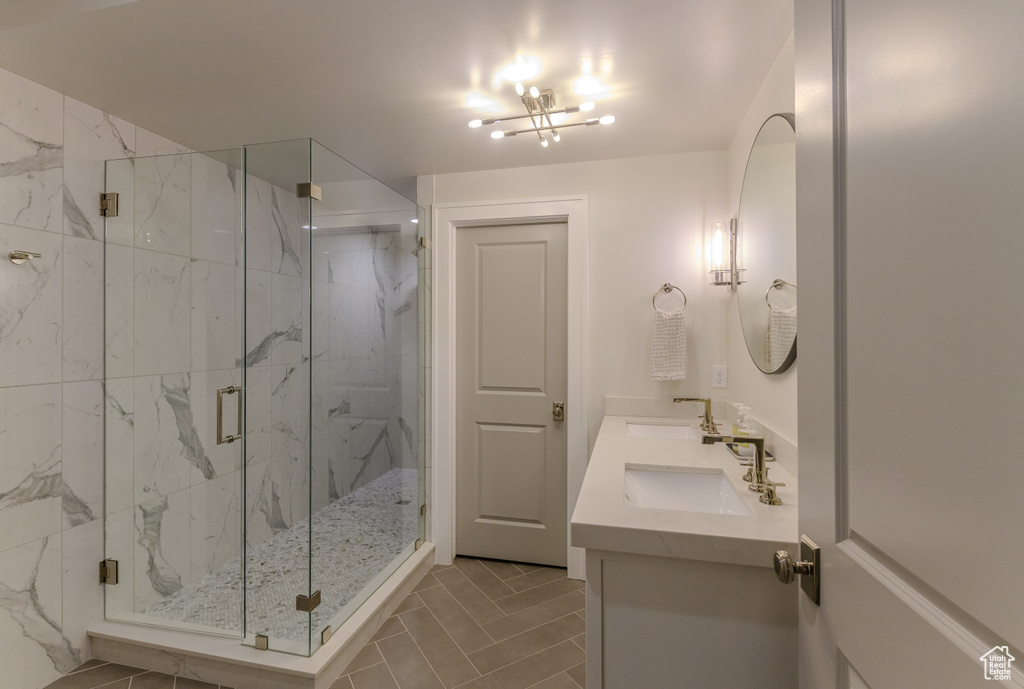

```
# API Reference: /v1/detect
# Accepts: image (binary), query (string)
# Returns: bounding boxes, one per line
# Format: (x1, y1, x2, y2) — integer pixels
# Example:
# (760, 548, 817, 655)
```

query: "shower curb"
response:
(88, 543, 435, 689)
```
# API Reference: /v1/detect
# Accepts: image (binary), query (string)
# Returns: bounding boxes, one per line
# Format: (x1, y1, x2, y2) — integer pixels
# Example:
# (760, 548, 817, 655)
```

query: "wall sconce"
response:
(706, 219, 744, 290)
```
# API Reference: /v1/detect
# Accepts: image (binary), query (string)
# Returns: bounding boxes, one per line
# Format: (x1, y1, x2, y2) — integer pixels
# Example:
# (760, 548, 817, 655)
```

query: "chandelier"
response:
(469, 82, 615, 148)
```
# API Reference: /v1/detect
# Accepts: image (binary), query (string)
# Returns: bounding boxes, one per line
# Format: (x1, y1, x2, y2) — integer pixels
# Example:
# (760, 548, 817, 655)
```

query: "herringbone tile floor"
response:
(330, 557, 586, 689)
(44, 557, 585, 689)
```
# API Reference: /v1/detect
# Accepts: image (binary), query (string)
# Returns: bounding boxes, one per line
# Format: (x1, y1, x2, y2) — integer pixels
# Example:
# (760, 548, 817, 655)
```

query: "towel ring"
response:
(653, 283, 687, 312)
(765, 278, 796, 307)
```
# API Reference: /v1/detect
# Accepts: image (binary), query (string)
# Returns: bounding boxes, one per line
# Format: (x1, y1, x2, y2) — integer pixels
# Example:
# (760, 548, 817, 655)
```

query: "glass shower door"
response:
(103, 148, 245, 637)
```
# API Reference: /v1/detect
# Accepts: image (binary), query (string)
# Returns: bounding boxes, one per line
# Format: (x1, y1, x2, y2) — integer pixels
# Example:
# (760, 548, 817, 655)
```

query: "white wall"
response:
(424, 151, 729, 453)
(723, 32, 797, 443)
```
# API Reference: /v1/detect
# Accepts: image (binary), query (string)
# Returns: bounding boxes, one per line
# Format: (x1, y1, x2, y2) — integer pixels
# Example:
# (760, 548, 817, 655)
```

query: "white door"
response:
(796, 0, 1024, 687)
(455, 222, 568, 567)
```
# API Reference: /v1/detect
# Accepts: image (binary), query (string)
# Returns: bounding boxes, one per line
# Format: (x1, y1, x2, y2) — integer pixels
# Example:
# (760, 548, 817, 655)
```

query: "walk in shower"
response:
(102, 139, 425, 657)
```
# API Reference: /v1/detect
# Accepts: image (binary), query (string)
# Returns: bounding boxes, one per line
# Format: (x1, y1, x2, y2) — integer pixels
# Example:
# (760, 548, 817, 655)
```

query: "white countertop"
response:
(570, 415, 799, 568)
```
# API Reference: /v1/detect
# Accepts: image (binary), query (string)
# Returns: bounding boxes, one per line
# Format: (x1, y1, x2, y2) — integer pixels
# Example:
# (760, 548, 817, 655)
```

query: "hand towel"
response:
(765, 305, 797, 369)
(650, 309, 687, 380)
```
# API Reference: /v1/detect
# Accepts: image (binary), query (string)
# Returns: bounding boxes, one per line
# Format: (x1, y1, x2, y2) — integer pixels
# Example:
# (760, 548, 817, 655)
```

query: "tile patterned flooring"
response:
(45, 557, 585, 689)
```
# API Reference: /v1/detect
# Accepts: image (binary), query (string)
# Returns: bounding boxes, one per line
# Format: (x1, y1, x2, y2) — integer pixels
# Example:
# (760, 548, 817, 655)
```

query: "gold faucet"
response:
(673, 397, 720, 434)
(701, 434, 785, 505)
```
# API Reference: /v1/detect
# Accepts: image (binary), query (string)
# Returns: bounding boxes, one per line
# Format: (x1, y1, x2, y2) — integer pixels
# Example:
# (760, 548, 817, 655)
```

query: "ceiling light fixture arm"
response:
(468, 81, 612, 146)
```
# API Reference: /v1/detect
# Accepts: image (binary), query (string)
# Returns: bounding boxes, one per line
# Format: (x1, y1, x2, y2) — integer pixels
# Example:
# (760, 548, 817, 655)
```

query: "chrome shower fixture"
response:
(468, 82, 614, 148)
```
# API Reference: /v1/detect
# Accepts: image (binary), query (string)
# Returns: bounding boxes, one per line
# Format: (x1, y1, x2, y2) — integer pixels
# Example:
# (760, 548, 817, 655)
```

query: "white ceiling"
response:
(0, 0, 792, 199)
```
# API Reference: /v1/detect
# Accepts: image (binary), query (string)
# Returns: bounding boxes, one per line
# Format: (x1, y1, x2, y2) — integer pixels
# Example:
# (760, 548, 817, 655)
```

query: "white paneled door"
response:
(797, 0, 1024, 687)
(455, 222, 568, 567)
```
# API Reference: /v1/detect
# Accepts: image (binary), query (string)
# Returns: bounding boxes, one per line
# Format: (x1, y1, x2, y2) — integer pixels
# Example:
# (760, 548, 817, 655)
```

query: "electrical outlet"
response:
(712, 365, 728, 388)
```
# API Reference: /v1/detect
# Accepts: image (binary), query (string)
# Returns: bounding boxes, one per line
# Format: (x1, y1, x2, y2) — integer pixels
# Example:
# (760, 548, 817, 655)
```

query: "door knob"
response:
(552, 402, 565, 421)
(772, 534, 820, 605)
(773, 550, 813, 583)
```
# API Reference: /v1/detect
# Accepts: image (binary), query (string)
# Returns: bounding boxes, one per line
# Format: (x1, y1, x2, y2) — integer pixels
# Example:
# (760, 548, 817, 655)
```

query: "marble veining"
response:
(160, 375, 215, 481)
(137, 497, 185, 597)
(0, 224, 63, 387)
(63, 96, 135, 241)
(134, 153, 191, 256)
(0, 124, 63, 233)
(0, 467, 62, 512)
(240, 324, 302, 368)
(0, 536, 80, 679)
(271, 186, 303, 276)
(62, 236, 105, 381)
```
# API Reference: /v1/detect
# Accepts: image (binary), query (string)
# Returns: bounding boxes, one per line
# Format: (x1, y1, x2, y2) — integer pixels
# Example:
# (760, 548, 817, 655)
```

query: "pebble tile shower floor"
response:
(47, 557, 584, 689)
(143, 469, 419, 640)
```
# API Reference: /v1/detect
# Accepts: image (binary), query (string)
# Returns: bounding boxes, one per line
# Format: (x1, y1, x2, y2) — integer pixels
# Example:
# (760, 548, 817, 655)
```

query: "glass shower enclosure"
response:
(103, 139, 425, 656)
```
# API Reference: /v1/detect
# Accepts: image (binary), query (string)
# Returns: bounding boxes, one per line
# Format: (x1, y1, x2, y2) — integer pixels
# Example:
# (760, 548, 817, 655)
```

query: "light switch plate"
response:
(712, 365, 728, 388)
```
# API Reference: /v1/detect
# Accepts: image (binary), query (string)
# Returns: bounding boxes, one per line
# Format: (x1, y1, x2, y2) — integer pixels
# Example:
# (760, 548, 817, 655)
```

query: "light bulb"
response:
(515, 82, 525, 96)
(579, 101, 596, 112)
(468, 119, 483, 128)
(599, 115, 616, 125)
(552, 133, 561, 142)
(529, 86, 540, 98)
(491, 131, 505, 139)
(541, 137, 549, 148)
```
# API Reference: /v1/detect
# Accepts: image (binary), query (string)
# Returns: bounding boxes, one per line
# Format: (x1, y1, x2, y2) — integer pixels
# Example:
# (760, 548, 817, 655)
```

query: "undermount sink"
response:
(625, 422, 699, 439)
(624, 465, 753, 516)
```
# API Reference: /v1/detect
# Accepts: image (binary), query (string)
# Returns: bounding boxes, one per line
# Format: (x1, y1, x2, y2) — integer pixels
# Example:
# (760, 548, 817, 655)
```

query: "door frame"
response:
(433, 196, 589, 579)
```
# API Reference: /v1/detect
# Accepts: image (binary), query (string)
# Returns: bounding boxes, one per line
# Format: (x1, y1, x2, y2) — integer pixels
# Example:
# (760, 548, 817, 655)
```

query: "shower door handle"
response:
(216, 386, 242, 445)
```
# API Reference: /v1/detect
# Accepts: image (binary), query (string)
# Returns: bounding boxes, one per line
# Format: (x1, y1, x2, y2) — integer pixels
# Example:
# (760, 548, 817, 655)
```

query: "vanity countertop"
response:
(570, 415, 798, 568)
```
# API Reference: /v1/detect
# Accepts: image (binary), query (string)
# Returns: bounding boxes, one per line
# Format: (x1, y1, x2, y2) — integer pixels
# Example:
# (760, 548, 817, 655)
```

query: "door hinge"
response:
(99, 559, 119, 585)
(99, 192, 119, 217)
(415, 539, 423, 550)
(420, 504, 426, 517)
(296, 589, 321, 612)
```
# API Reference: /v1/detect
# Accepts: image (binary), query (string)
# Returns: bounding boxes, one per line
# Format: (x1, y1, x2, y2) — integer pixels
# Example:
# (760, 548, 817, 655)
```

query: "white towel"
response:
(765, 306, 797, 369)
(650, 309, 687, 380)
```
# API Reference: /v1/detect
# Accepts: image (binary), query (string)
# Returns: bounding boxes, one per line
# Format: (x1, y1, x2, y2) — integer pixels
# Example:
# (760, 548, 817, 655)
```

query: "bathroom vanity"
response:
(571, 401, 798, 688)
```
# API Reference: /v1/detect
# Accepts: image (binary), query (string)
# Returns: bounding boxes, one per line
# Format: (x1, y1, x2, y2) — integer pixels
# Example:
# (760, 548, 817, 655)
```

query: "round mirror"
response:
(737, 113, 796, 374)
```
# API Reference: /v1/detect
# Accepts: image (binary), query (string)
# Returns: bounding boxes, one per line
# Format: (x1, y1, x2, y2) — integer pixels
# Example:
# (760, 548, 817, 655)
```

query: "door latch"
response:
(773, 534, 820, 605)
(552, 402, 565, 421)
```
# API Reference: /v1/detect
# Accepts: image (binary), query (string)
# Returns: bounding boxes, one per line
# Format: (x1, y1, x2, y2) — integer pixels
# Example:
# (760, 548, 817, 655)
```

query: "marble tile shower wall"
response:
(0, 65, 194, 689)
(309, 227, 419, 519)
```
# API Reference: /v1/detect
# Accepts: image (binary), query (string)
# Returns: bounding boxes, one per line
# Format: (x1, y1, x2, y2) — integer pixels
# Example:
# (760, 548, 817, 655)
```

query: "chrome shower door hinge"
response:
(99, 559, 119, 585)
(296, 589, 321, 612)
(99, 192, 119, 217)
